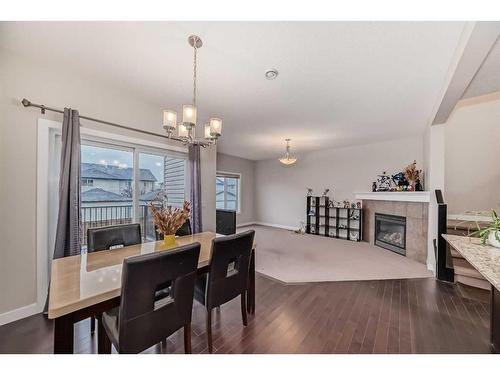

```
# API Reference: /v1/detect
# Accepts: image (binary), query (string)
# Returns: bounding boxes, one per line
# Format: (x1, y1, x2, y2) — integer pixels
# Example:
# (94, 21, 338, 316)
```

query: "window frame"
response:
(216, 171, 241, 214)
(37, 118, 188, 313)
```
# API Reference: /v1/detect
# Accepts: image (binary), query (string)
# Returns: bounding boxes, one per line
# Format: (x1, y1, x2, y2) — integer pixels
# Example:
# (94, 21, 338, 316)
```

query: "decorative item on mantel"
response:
(403, 160, 423, 192)
(149, 199, 191, 248)
(371, 161, 424, 192)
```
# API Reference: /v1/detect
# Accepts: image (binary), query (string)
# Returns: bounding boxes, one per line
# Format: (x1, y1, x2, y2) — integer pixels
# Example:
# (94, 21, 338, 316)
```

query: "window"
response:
(80, 143, 134, 247)
(47, 133, 187, 249)
(82, 178, 94, 187)
(216, 173, 240, 212)
(138, 152, 186, 241)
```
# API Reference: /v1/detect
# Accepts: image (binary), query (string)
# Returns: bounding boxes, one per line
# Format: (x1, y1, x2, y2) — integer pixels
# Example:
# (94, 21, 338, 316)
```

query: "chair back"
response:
(176, 219, 192, 236)
(155, 219, 192, 240)
(87, 223, 141, 253)
(117, 242, 200, 353)
(206, 230, 255, 308)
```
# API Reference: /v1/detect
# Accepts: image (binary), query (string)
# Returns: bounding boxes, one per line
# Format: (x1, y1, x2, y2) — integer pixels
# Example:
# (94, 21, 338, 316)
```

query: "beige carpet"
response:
(238, 225, 432, 283)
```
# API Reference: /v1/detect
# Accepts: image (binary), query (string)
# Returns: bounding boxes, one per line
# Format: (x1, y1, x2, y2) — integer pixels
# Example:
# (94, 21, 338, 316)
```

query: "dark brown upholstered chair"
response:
(86, 223, 142, 333)
(87, 223, 142, 253)
(101, 242, 201, 354)
(155, 219, 192, 240)
(194, 230, 255, 353)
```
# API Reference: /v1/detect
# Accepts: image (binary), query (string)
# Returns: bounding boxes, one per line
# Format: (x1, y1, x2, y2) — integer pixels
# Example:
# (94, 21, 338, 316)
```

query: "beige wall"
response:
(444, 92, 500, 215)
(216, 153, 256, 225)
(255, 137, 424, 228)
(0, 49, 216, 315)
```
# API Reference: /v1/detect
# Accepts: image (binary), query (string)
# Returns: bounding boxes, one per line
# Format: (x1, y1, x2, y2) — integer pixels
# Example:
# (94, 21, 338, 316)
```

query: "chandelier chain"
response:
(193, 42, 197, 107)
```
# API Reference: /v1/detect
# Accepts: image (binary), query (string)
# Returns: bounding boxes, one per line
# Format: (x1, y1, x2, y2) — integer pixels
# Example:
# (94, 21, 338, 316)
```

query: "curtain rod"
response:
(21, 98, 174, 141)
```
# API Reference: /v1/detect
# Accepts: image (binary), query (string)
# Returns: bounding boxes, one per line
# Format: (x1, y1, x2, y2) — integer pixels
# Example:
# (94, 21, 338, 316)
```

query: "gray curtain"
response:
(53, 108, 81, 259)
(188, 144, 202, 233)
(44, 108, 81, 313)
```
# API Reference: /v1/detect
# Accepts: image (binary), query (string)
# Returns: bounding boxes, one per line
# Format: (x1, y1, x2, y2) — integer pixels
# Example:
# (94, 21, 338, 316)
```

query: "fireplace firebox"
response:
(374, 213, 406, 256)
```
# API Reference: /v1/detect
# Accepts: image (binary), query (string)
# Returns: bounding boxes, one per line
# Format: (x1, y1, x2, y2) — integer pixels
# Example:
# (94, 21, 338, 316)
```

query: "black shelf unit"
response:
(306, 196, 363, 242)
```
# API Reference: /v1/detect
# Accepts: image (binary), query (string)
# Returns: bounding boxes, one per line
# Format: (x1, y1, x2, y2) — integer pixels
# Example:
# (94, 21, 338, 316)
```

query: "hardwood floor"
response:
(0, 275, 492, 354)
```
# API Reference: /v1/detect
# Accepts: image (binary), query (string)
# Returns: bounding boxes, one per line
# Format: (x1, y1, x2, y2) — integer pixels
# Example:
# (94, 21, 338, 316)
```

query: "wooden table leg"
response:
(54, 314, 74, 354)
(97, 315, 112, 354)
(247, 249, 255, 314)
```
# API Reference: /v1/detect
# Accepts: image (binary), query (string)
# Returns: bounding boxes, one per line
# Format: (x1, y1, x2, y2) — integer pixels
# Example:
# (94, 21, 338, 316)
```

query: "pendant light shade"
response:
(163, 110, 177, 131)
(279, 139, 297, 166)
(178, 123, 190, 138)
(209, 117, 222, 136)
(182, 104, 197, 127)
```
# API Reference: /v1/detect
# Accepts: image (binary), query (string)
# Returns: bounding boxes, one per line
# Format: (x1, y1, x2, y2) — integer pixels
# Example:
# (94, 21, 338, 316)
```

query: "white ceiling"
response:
(463, 36, 500, 98)
(0, 22, 468, 160)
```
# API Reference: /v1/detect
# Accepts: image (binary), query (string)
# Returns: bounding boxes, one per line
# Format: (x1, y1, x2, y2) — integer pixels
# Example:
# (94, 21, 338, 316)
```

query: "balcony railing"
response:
(81, 205, 158, 247)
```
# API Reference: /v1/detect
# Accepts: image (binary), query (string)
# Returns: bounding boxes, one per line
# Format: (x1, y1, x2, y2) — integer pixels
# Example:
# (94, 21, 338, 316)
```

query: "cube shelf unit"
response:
(306, 196, 363, 241)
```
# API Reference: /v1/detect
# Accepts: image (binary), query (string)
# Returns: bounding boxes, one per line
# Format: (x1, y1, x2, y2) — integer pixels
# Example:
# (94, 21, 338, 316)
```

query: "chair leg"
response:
(206, 308, 213, 353)
(241, 292, 248, 326)
(184, 323, 192, 354)
(90, 316, 96, 334)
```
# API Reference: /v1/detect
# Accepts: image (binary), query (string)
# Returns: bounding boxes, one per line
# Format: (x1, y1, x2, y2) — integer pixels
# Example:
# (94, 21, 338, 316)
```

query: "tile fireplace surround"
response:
(361, 199, 428, 264)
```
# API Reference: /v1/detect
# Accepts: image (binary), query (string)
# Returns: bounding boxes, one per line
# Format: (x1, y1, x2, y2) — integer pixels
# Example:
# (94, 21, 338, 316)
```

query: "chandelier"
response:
(279, 139, 297, 166)
(162, 35, 222, 146)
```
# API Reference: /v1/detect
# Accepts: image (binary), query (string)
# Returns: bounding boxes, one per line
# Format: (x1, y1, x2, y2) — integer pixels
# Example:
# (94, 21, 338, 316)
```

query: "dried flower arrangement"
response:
(404, 160, 420, 182)
(149, 200, 190, 237)
(403, 160, 422, 190)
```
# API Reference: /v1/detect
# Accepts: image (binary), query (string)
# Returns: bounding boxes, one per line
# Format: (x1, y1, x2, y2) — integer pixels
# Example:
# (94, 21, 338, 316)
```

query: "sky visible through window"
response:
(81, 145, 165, 182)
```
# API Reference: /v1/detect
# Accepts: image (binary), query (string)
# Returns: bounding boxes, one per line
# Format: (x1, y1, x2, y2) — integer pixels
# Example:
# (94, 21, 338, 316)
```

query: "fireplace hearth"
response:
(375, 213, 406, 256)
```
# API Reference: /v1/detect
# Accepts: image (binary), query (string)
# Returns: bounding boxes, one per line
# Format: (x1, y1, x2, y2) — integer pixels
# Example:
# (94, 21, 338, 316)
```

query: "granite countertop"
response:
(443, 234, 500, 291)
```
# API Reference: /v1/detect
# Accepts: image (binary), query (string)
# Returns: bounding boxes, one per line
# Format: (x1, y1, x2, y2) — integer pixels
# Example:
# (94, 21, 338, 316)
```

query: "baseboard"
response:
(427, 262, 436, 275)
(236, 221, 257, 228)
(0, 302, 43, 326)
(254, 222, 299, 231)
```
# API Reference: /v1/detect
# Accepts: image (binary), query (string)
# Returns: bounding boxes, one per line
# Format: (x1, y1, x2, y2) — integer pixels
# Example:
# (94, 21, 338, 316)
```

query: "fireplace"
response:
(374, 213, 406, 256)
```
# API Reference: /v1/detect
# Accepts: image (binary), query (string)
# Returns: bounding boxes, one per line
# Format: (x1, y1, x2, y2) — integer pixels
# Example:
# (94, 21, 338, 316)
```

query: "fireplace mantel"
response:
(355, 191, 431, 203)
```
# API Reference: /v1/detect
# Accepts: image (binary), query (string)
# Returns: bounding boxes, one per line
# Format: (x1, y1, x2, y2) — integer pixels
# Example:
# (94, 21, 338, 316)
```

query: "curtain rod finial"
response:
(21, 98, 31, 107)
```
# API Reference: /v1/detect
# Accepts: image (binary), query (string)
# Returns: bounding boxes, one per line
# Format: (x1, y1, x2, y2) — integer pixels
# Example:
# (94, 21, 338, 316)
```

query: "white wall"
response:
(255, 137, 424, 228)
(216, 153, 256, 225)
(444, 92, 500, 215)
(0, 49, 216, 318)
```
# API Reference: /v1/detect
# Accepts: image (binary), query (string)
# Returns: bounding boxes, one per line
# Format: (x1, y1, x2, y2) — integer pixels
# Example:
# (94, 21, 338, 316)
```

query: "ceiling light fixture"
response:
(265, 68, 279, 80)
(162, 35, 222, 147)
(279, 139, 297, 166)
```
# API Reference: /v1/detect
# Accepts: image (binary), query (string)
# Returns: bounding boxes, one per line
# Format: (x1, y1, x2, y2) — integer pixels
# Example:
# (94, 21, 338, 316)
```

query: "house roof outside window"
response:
(81, 163, 157, 182)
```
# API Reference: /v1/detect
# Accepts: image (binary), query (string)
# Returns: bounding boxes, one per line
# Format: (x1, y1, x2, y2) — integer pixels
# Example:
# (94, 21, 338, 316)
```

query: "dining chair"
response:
(155, 219, 192, 240)
(100, 242, 201, 354)
(87, 223, 142, 253)
(87, 223, 142, 334)
(194, 230, 255, 353)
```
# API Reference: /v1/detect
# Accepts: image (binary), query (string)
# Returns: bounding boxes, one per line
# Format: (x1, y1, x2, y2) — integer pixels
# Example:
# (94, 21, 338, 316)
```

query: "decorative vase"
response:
(488, 231, 500, 248)
(163, 234, 177, 248)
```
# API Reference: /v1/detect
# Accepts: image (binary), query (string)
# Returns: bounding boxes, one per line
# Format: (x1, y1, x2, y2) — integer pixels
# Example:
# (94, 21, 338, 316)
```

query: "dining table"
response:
(442, 234, 500, 353)
(48, 231, 256, 354)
